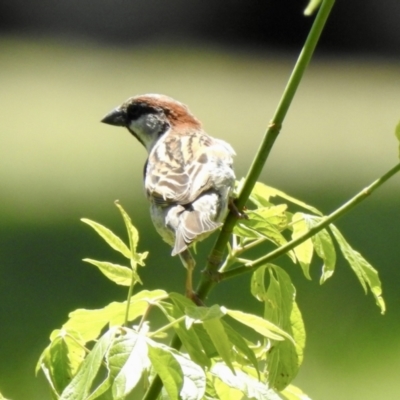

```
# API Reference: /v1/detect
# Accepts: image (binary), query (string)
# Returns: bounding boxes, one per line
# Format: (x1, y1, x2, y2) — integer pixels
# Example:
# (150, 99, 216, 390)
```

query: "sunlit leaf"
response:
(211, 363, 281, 400)
(249, 181, 322, 216)
(221, 321, 260, 378)
(81, 218, 131, 259)
(0, 392, 11, 400)
(37, 329, 86, 396)
(252, 265, 305, 390)
(185, 304, 225, 322)
(280, 383, 312, 400)
(302, 215, 336, 283)
(291, 213, 313, 279)
(83, 259, 138, 286)
(147, 341, 183, 400)
(330, 224, 386, 314)
(234, 208, 296, 262)
(168, 294, 211, 368)
(222, 308, 293, 343)
(203, 318, 235, 373)
(63, 290, 168, 342)
(172, 352, 206, 400)
(108, 329, 149, 399)
(115, 202, 148, 266)
(60, 328, 116, 400)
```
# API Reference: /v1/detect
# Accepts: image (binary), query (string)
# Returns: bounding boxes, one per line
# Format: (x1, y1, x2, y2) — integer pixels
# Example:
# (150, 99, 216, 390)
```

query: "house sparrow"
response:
(101, 94, 237, 300)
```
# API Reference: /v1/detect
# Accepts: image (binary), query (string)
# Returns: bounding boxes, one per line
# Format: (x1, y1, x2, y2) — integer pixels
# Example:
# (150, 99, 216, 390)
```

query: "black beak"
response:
(101, 107, 127, 127)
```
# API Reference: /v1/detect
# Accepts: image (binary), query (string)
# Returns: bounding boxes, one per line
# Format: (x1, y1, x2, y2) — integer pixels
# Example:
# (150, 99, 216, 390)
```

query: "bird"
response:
(101, 94, 238, 302)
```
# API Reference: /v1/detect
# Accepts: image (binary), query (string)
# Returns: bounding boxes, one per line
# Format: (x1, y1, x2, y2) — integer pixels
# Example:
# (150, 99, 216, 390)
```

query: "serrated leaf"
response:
(60, 328, 116, 400)
(249, 181, 323, 216)
(221, 321, 260, 378)
(108, 329, 149, 399)
(291, 213, 313, 279)
(147, 342, 183, 400)
(222, 308, 293, 343)
(302, 215, 336, 284)
(37, 329, 86, 396)
(252, 265, 305, 390)
(115, 202, 148, 266)
(330, 224, 386, 314)
(234, 208, 296, 262)
(171, 352, 206, 400)
(203, 318, 235, 373)
(83, 259, 137, 286)
(185, 304, 225, 322)
(211, 363, 281, 400)
(167, 294, 211, 368)
(280, 383, 312, 400)
(81, 218, 131, 259)
(63, 290, 168, 342)
(395, 121, 400, 159)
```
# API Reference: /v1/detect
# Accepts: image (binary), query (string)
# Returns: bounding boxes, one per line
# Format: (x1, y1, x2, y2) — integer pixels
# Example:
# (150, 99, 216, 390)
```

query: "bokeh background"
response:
(1, 1, 400, 399)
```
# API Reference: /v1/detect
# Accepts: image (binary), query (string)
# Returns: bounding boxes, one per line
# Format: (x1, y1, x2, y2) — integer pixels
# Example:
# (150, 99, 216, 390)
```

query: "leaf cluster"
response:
(37, 181, 385, 400)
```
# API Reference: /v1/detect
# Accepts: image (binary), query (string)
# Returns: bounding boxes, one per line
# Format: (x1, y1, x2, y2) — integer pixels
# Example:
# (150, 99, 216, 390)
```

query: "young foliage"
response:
(38, 202, 316, 399)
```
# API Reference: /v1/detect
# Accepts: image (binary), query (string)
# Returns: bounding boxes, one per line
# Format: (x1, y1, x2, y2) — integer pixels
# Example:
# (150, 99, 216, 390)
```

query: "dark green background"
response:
(1, 37, 399, 399)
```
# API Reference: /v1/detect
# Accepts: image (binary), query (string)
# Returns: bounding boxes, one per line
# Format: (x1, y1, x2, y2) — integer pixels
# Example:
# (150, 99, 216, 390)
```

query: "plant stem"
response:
(221, 162, 400, 280)
(123, 268, 136, 326)
(196, 0, 336, 300)
(143, 1, 335, 399)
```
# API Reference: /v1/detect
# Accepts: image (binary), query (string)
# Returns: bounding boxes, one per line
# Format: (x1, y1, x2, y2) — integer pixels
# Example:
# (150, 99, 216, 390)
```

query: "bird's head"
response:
(101, 94, 202, 153)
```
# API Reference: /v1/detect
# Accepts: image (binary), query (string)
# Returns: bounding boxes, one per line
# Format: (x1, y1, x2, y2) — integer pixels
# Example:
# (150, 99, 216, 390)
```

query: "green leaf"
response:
(252, 265, 305, 390)
(185, 304, 225, 323)
(330, 224, 386, 314)
(395, 121, 400, 159)
(302, 215, 336, 284)
(221, 321, 260, 378)
(63, 290, 168, 342)
(147, 341, 183, 400)
(211, 363, 281, 400)
(250, 181, 322, 216)
(83, 259, 139, 286)
(167, 294, 211, 368)
(170, 351, 206, 400)
(115, 202, 148, 266)
(81, 218, 131, 259)
(280, 383, 312, 400)
(60, 328, 116, 400)
(223, 308, 293, 343)
(291, 213, 314, 279)
(37, 329, 86, 396)
(108, 329, 149, 400)
(234, 207, 296, 262)
(203, 318, 235, 373)
(148, 340, 206, 400)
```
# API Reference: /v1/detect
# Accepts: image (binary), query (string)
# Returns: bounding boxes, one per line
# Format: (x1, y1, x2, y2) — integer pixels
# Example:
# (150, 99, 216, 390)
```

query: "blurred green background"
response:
(1, 33, 400, 400)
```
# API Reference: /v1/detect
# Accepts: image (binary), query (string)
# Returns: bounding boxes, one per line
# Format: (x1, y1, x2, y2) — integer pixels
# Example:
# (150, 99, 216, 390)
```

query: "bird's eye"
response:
(127, 103, 157, 121)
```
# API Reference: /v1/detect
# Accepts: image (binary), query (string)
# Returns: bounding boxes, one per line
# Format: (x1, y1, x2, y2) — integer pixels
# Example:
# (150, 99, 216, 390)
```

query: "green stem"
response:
(222, 162, 400, 280)
(143, 2, 335, 399)
(123, 268, 136, 326)
(196, 0, 336, 299)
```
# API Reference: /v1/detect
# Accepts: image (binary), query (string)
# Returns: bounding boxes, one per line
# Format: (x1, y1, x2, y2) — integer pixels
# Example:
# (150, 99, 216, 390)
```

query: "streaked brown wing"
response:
(145, 132, 232, 206)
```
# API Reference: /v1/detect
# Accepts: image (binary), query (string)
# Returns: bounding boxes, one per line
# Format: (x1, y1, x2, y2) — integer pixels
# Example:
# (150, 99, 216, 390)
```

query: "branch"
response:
(143, 1, 336, 399)
(196, 0, 336, 299)
(221, 162, 400, 280)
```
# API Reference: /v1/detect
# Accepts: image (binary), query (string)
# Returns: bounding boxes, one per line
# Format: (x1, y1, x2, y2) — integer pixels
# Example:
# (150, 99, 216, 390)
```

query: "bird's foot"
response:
(229, 199, 248, 219)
